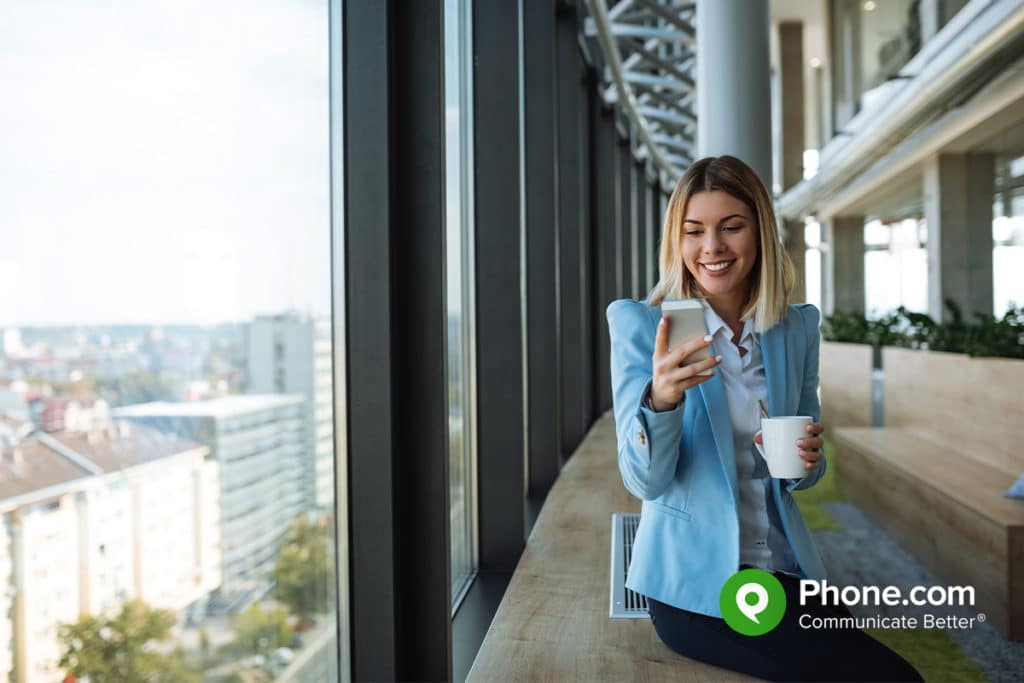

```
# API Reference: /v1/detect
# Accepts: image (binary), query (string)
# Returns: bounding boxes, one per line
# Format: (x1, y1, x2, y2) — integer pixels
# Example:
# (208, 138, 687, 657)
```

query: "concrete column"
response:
(923, 153, 995, 322)
(823, 216, 865, 316)
(696, 0, 772, 185)
(778, 21, 806, 302)
(779, 21, 805, 191)
(785, 219, 807, 303)
(919, 0, 941, 44)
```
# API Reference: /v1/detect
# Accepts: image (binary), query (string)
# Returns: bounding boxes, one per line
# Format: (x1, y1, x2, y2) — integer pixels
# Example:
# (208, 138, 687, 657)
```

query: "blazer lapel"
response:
(759, 323, 789, 417)
(699, 342, 738, 507)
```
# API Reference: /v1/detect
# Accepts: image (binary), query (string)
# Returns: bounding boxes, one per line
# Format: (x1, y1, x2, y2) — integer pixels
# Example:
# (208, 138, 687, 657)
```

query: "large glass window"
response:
(804, 218, 823, 312)
(994, 154, 1024, 315)
(831, 0, 920, 131)
(444, 0, 477, 608)
(0, 1, 343, 681)
(863, 218, 929, 317)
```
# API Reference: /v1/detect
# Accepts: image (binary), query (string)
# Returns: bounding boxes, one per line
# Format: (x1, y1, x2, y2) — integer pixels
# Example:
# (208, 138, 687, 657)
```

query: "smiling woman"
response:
(606, 155, 924, 682)
(680, 190, 760, 323)
(648, 156, 793, 335)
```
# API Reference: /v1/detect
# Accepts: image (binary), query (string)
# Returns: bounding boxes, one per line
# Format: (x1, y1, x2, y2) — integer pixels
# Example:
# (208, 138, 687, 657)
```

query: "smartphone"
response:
(661, 299, 713, 376)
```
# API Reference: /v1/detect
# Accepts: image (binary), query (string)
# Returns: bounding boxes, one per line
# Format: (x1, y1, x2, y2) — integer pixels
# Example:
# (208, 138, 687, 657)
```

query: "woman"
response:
(606, 156, 922, 682)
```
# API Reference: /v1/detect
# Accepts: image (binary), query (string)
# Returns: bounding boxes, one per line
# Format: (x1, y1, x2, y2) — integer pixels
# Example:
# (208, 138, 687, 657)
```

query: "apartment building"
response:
(247, 314, 334, 511)
(0, 416, 217, 683)
(114, 394, 306, 603)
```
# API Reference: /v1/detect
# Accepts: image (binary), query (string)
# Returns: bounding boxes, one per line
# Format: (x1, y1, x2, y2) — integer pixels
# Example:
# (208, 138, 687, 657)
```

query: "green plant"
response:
(58, 600, 199, 683)
(822, 300, 1024, 359)
(820, 310, 870, 344)
(273, 515, 334, 621)
(222, 603, 293, 658)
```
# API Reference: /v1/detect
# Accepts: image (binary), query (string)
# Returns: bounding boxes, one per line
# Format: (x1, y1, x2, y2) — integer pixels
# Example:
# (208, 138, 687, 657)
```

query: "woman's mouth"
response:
(701, 259, 736, 276)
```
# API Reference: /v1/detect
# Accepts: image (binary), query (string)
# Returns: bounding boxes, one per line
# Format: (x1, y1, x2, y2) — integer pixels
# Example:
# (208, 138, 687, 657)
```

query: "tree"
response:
(228, 603, 292, 656)
(95, 370, 179, 405)
(58, 600, 198, 683)
(198, 627, 211, 660)
(273, 515, 334, 621)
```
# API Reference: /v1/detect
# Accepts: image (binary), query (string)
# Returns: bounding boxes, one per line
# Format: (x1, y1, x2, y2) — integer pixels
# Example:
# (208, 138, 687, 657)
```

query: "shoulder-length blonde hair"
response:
(647, 155, 795, 333)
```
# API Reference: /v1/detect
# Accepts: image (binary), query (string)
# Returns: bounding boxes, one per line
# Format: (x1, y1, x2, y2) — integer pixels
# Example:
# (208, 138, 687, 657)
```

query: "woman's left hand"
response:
(795, 422, 825, 471)
(753, 421, 825, 472)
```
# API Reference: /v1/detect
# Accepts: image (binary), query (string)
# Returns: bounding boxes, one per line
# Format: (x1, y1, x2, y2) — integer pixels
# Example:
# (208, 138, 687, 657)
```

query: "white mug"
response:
(753, 416, 812, 479)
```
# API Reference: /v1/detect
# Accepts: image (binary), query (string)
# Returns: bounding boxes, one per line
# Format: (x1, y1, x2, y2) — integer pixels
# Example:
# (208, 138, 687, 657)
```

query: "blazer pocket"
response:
(649, 500, 692, 522)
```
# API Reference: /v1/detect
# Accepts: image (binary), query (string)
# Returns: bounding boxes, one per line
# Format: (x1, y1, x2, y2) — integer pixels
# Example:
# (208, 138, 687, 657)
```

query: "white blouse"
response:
(700, 300, 802, 577)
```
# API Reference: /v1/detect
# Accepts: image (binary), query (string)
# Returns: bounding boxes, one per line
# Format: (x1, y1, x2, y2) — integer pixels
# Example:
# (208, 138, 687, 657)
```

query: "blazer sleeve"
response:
(606, 299, 686, 500)
(785, 303, 827, 492)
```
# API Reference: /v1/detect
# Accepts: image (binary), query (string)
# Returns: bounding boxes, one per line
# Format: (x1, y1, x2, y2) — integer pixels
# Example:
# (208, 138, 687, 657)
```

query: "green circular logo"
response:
(719, 569, 787, 636)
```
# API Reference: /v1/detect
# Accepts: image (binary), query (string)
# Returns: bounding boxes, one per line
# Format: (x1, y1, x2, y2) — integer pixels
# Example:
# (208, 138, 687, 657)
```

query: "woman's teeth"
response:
(703, 260, 734, 272)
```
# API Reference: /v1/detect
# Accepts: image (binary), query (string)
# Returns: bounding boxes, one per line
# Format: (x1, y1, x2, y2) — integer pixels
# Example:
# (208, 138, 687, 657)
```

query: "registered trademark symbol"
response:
(977, 613, 986, 623)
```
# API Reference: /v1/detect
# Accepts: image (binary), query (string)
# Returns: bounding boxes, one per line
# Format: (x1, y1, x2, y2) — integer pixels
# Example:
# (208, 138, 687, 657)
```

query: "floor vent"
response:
(609, 513, 648, 618)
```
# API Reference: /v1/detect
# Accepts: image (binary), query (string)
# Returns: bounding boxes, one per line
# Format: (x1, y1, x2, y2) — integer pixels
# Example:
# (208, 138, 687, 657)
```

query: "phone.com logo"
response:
(719, 568, 787, 636)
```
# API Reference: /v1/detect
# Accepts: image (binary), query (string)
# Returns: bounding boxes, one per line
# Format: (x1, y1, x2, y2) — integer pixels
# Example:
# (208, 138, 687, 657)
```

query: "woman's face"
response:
(681, 189, 759, 301)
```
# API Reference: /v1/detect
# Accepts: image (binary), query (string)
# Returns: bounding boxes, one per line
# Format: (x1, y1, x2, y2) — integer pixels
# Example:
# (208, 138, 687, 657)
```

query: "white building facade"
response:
(0, 420, 217, 683)
(247, 314, 334, 511)
(115, 394, 306, 600)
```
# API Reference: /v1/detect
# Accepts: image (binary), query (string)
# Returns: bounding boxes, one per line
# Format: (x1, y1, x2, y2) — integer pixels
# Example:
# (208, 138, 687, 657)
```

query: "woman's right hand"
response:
(650, 318, 722, 411)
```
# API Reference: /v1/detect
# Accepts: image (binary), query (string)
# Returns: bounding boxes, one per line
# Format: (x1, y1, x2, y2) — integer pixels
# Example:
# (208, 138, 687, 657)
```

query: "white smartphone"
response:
(661, 299, 713, 376)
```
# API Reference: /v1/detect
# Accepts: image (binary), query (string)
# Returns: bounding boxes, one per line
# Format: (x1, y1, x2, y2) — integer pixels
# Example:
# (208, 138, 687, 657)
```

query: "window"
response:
(831, 0, 920, 132)
(444, 0, 478, 608)
(863, 219, 928, 317)
(0, 1, 343, 680)
(994, 155, 1024, 315)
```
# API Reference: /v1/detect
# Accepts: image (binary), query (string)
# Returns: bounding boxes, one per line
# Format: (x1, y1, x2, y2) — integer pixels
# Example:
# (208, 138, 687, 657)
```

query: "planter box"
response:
(820, 341, 873, 428)
(833, 346, 1024, 639)
(882, 346, 1024, 476)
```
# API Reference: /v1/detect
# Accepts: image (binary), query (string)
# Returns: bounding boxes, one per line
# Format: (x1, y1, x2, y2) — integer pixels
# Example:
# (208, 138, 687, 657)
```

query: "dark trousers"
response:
(646, 570, 924, 682)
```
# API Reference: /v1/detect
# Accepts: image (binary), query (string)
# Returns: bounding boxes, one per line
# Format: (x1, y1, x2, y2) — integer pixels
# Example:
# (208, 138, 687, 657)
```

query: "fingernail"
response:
(704, 334, 713, 342)
(660, 318, 666, 325)
(715, 354, 722, 362)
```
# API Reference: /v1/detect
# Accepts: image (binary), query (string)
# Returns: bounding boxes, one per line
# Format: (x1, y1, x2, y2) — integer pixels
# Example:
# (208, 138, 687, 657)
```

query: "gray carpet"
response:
(813, 502, 1024, 683)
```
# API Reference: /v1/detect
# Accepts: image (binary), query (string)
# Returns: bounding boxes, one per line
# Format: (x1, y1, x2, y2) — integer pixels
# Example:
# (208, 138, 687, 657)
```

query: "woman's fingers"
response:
(663, 353, 720, 385)
(670, 333, 714, 366)
(795, 423, 826, 470)
(799, 449, 822, 470)
(651, 329, 717, 407)
(796, 436, 823, 450)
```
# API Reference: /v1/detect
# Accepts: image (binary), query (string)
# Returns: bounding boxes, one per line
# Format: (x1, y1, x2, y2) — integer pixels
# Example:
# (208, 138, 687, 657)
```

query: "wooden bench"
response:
(830, 347, 1024, 640)
(467, 413, 754, 682)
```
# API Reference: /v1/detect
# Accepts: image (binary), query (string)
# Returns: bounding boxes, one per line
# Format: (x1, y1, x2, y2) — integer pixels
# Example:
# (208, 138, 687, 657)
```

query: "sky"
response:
(0, 0, 331, 326)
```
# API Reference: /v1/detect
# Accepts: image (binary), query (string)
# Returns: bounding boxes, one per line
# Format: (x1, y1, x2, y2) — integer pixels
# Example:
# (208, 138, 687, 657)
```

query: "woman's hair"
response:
(647, 155, 795, 332)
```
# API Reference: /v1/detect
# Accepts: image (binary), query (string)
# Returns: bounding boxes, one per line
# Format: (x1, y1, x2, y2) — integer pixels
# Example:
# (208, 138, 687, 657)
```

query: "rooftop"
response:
(0, 416, 206, 506)
(112, 394, 303, 419)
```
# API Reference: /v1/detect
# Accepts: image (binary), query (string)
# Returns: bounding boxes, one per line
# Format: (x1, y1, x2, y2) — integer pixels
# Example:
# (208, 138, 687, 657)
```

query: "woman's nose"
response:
(701, 232, 725, 253)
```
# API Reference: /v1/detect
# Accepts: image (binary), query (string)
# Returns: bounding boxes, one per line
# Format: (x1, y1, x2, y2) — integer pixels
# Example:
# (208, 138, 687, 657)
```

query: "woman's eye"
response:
(724, 225, 742, 231)
(685, 230, 702, 236)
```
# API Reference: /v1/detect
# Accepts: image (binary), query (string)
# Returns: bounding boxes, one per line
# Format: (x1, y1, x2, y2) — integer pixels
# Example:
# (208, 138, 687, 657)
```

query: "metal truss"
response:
(583, 0, 696, 186)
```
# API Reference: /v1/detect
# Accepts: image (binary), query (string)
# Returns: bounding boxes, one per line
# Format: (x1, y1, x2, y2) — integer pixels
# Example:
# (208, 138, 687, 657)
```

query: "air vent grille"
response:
(609, 513, 648, 618)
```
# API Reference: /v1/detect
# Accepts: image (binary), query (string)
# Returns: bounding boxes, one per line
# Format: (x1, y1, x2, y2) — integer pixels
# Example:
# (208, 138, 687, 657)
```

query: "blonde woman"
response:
(606, 156, 921, 681)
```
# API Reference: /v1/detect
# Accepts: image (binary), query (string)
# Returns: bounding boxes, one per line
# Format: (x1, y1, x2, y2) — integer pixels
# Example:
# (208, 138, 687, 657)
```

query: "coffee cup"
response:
(753, 416, 812, 479)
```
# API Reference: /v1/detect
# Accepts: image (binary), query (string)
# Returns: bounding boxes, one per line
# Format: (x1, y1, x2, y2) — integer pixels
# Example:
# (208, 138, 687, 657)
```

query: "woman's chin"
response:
(698, 278, 735, 294)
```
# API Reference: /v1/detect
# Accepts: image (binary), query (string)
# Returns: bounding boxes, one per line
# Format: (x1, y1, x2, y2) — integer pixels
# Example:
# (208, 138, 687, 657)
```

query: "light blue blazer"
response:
(606, 299, 828, 618)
